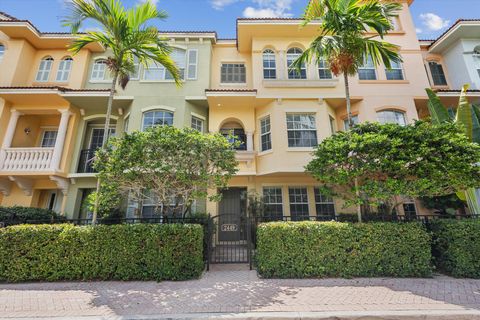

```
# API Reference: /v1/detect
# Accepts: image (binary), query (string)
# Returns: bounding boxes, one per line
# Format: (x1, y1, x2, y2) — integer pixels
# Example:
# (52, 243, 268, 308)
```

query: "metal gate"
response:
(208, 213, 253, 268)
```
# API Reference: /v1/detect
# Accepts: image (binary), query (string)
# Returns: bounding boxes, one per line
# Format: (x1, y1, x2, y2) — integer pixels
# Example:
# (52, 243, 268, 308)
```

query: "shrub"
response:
(256, 221, 432, 278)
(0, 206, 65, 223)
(431, 219, 480, 278)
(0, 223, 204, 282)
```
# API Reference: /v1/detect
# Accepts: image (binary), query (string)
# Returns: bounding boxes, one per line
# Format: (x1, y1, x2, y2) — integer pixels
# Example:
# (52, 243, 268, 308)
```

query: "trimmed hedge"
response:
(0, 206, 65, 223)
(431, 219, 480, 278)
(256, 221, 432, 278)
(0, 223, 204, 282)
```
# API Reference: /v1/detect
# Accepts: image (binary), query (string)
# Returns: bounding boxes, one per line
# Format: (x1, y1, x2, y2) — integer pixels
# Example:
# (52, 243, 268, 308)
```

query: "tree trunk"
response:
(92, 71, 118, 225)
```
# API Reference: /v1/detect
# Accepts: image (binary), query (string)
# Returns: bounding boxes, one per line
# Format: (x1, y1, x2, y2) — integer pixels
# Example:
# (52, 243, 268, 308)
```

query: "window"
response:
(428, 61, 447, 86)
(385, 60, 404, 80)
(403, 197, 417, 218)
(329, 115, 336, 134)
(124, 116, 130, 133)
(473, 49, 480, 79)
(166, 48, 186, 80)
(41, 130, 57, 147)
(260, 116, 272, 151)
(263, 49, 276, 79)
(318, 57, 332, 79)
(91, 59, 108, 81)
(187, 49, 198, 80)
(221, 63, 246, 83)
(358, 55, 377, 80)
(220, 127, 247, 150)
(314, 188, 335, 218)
(56, 57, 73, 82)
(130, 56, 140, 80)
(286, 114, 318, 147)
(143, 61, 165, 81)
(377, 110, 406, 126)
(263, 187, 283, 220)
(89, 128, 116, 150)
(0, 44, 4, 61)
(35, 57, 54, 82)
(141, 192, 180, 218)
(288, 187, 309, 221)
(343, 115, 359, 130)
(287, 47, 306, 79)
(389, 16, 400, 31)
(191, 116, 204, 132)
(142, 110, 174, 130)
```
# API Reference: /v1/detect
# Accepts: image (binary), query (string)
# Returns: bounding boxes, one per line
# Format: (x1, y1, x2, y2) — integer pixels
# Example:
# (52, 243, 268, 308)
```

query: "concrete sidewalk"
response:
(1, 264, 480, 319)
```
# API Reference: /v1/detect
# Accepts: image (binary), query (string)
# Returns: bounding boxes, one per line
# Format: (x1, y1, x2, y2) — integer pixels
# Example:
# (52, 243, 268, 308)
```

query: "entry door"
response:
(218, 188, 247, 241)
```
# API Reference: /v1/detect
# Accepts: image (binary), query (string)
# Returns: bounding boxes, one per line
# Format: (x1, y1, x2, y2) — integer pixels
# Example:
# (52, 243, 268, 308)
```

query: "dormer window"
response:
(35, 56, 54, 82)
(56, 57, 73, 82)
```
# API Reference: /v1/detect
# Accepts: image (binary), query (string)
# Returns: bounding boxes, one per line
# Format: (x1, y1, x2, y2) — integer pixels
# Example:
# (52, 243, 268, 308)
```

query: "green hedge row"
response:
(0, 223, 204, 282)
(256, 221, 432, 278)
(431, 219, 480, 278)
(0, 206, 64, 223)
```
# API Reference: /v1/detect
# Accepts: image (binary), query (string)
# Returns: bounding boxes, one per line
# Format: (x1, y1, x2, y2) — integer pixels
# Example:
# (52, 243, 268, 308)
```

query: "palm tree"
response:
(293, 0, 402, 221)
(293, 0, 402, 127)
(63, 0, 181, 223)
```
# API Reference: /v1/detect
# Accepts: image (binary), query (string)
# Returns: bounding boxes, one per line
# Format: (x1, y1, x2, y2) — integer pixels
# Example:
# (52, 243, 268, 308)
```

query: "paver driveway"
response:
(1, 264, 480, 319)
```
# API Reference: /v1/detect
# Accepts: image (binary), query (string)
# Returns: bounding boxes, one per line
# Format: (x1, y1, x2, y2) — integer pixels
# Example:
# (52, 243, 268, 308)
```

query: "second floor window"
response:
(41, 130, 58, 148)
(318, 58, 333, 79)
(287, 47, 306, 79)
(358, 55, 376, 80)
(385, 60, 404, 80)
(377, 110, 406, 126)
(142, 110, 174, 130)
(260, 116, 272, 151)
(56, 57, 73, 82)
(0, 44, 4, 61)
(263, 49, 276, 79)
(286, 114, 318, 147)
(221, 63, 246, 83)
(130, 56, 140, 80)
(428, 61, 448, 86)
(91, 59, 108, 81)
(35, 57, 54, 82)
(142, 48, 186, 81)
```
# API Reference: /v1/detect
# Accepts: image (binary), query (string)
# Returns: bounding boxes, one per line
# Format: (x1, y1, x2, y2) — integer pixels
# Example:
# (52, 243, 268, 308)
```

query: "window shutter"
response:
(187, 49, 198, 80)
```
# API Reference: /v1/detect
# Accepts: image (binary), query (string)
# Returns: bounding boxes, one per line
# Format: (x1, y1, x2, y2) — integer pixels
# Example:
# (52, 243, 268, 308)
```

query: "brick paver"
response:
(1, 264, 480, 318)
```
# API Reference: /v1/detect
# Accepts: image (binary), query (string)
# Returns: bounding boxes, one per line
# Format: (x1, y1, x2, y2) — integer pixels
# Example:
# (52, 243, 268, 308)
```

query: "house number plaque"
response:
(221, 224, 238, 232)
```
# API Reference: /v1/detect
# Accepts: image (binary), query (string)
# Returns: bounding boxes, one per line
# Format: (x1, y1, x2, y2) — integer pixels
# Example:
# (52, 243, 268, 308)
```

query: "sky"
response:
(0, 0, 479, 39)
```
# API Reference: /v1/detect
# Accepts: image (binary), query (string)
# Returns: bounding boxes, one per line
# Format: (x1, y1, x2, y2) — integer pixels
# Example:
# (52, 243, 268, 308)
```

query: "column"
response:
(246, 131, 254, 152)
(0, 109, 21, 168)
(51, 109, 72, 171)
(277, 50, 286, 80)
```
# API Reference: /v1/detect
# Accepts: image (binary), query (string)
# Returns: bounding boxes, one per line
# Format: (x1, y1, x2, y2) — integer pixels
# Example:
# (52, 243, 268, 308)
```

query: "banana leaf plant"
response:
(426, 84, 480, 214)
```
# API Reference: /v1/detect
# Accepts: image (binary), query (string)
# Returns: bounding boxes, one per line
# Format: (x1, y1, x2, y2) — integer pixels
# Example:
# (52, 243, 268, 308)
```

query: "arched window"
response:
(142, 110, 174, 130)
(91, 59, 108, 81)
(0, 44, 5, 61)
(35, 56, 54, 82)
(377, 110, 406, 126)
(287, 47, 306, 79)
(263, 49, 276, 79)
(56, 57, 73, 82)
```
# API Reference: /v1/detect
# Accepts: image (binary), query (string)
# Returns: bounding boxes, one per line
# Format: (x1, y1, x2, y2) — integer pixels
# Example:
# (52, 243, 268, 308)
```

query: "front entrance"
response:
(209, 188, 252, 267)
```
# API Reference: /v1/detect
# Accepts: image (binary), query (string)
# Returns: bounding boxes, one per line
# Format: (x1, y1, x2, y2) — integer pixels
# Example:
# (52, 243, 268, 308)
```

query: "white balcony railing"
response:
(1, 147, 54, 171)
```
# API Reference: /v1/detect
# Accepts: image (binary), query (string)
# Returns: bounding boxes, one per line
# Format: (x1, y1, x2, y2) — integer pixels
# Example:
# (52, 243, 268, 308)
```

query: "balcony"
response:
(77, 149, 97, 173)
(1, 147, 54, 171)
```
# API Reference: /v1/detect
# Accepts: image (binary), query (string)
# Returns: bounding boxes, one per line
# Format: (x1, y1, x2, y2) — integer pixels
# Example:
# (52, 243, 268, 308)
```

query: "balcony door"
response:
(89, 127, 115, 150)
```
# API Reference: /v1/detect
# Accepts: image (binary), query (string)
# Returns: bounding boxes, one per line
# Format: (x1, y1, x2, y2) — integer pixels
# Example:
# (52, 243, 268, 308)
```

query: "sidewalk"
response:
(1, 264, 480, 319)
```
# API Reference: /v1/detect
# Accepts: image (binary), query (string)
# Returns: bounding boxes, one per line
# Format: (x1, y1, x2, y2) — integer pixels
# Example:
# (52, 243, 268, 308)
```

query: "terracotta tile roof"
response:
(0, 86, 110, 92)
(0, 11, 18, 20)
(436, 89, 480, 93)
(205, 89, 257, 93)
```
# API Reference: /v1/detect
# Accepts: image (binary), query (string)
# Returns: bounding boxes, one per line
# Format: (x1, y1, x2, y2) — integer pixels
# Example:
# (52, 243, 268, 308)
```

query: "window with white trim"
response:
(288, 187, 309, 221)
(260, 116, 272, 151)
(221, 63, 246, 83)
(142, 110, 174, 130)
(385, 60, 404, 80)
(141, 192, 181, 218)
(287, 47, 306, 79)
(318, 57, 332, 79)
(0, 44, 4, 61)
(286, 114, 318, 147)
(473, 48, 480, 79)
(130, 56, 140, 80)
(263, 187, 283, 219)
(314, 187, 335, 217)
(143, 48, 186, 81)
(389, 16, 401, 31)
(187, 49, 198, 80)
(377, 110, 406, 126)
(56, 57, 73, 82)
(35, 57, 54, 82)
(41, 130, 58, 147)
(91, 59, 108, 81)
(166, 48, 186, 80)
(263, 49, 276, 79)
(428, 61, 447, 86)
(191, 116, 204, 132)
(358, 55, 377, 80)
(343, 115, 359, 130)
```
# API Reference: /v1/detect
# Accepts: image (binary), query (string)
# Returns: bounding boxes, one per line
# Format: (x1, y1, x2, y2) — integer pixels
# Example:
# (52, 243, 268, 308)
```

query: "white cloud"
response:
(242, 0, 294, 18)
(137, 0, 159, 6)
(416, 28, 423, 34)
(211, 0, 241, 10)
(419, 13, 450, 31)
